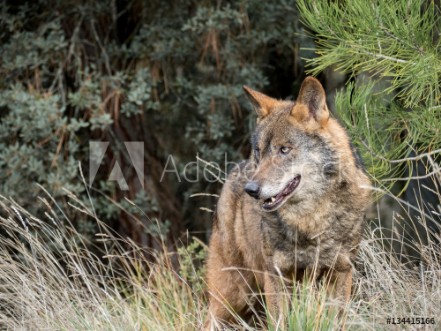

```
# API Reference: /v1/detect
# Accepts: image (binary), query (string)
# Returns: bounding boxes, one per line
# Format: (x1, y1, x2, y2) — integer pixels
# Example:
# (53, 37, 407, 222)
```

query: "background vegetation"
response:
(0, 0, 440, 330)
(0, 0, 313, 249)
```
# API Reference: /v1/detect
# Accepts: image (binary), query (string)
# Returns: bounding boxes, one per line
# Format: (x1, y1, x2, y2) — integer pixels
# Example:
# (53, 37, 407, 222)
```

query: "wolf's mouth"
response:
(262, 175, 301, 211)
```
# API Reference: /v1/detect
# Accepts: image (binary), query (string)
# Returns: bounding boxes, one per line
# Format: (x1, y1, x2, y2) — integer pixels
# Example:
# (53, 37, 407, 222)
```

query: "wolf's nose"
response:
(244, 181, 260, 199)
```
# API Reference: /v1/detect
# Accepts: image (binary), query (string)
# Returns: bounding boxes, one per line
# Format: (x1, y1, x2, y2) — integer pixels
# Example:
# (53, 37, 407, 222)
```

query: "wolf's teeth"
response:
(270, 197, 275, 203)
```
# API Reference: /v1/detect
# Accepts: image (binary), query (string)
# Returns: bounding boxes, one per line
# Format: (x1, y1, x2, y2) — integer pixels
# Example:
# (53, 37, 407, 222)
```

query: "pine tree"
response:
(298, 0, 441, 255)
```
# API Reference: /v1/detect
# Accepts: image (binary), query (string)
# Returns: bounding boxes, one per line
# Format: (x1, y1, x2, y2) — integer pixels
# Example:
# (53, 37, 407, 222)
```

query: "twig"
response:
(381, 168, 441, 182)
(362, 50, 409, 64)
(364, 185, 438, 223)
(190, 193, 220, 198)
(361, 140, 441, 164)
(199, 207, 214, 213)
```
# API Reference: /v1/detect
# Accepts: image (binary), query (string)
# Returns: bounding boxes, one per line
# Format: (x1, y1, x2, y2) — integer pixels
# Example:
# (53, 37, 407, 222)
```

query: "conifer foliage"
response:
(298, 0, 441, 186)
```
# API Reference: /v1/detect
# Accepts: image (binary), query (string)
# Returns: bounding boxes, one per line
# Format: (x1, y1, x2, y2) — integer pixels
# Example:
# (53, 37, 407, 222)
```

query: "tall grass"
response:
(0, 191, 206, 330)
(0, 186, 439, 330)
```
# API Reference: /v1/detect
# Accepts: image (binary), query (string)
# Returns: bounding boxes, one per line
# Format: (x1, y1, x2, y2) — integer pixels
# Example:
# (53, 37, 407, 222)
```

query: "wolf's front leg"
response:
(205, 266, 255, 330)
(329, 270, 352, 302)
(263, 272, 285, 325)
(326, 253, 353, 302)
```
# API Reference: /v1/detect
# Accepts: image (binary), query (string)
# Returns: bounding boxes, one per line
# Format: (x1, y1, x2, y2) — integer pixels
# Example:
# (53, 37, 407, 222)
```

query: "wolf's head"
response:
(243, 77, 354, 213)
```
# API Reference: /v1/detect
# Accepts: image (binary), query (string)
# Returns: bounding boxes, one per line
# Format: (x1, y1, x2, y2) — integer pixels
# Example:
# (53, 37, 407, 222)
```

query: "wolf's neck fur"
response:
(275, 175, 354, 237)
(277, 195, 333, 237)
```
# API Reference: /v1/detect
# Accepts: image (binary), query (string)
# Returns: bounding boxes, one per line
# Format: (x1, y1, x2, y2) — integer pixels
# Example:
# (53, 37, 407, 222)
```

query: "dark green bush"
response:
(0, 0, 307, 247)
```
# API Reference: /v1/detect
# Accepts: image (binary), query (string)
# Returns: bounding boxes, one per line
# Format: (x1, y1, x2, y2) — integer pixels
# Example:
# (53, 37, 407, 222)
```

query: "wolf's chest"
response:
(261, 217, 338, 273)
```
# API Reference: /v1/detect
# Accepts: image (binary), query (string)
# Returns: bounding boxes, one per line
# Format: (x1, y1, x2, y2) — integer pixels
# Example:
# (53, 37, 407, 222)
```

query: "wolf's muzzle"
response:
(244, 181, 260, 199)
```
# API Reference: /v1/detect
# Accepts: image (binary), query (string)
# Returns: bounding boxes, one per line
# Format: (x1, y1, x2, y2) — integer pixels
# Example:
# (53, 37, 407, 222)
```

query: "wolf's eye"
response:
(280, 146, 291, 155)
(254, 149, 260, 163)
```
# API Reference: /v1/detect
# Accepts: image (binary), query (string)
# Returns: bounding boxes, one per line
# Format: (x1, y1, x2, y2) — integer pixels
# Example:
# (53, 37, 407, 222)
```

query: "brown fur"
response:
(205, 77, 371, 329)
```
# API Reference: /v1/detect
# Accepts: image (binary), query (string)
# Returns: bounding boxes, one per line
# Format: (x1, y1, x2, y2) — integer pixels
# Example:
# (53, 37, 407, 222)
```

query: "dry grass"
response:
(0, 187, 439, 330)
(0, 192, 206, 331)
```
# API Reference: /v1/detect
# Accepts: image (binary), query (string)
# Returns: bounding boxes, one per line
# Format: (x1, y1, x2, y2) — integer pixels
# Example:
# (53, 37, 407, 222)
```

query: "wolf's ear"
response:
(293, 77, 329, 126)
(243, 86, 278, 119)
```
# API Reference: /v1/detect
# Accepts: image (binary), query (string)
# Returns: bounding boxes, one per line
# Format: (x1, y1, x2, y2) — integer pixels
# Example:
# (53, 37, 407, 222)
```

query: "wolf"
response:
(205, 76, 371, 329)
